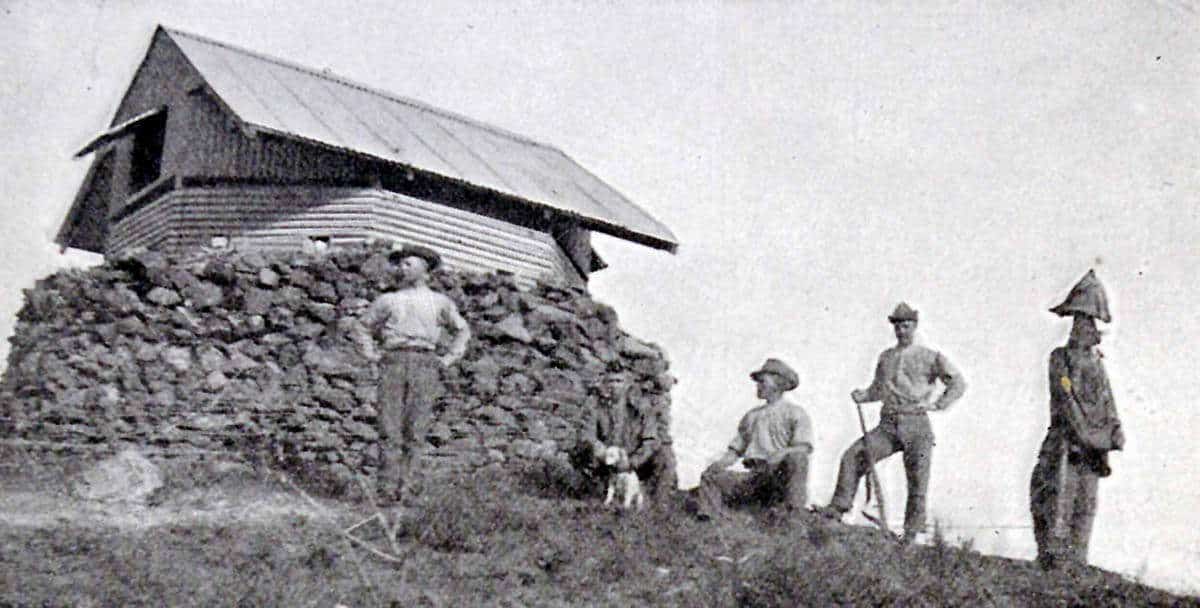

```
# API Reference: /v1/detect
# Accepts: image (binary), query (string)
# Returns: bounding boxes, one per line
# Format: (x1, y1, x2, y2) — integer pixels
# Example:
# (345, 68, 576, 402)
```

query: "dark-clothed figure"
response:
(572, 373, 678, 499)
(360, 244, 470, 502)
(1031, 270, 1124, 571)
(815, 303, 966, 542)
(695, 358, 814, 520)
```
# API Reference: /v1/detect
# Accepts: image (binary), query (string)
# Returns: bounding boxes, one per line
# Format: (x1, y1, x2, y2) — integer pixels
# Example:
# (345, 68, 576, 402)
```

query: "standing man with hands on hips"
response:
(360, 243, 471, 504)
(814, 302, 966, 543)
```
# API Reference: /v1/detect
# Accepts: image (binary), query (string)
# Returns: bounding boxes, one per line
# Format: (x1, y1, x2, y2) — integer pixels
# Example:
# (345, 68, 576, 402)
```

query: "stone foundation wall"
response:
(0, 242, 675, 493)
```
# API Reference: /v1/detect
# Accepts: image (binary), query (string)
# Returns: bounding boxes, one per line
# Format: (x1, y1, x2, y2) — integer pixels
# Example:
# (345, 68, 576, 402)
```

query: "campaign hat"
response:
(389, 243, 442, 271)
(749, 358, 799, 391)
(887, 302, 919, 323)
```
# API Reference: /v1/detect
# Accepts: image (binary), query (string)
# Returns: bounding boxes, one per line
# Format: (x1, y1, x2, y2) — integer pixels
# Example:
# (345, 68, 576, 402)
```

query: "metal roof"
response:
(162, 27, 677, 252)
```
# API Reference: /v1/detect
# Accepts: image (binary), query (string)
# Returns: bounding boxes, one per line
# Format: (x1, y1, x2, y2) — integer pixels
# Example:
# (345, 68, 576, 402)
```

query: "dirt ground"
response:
(0, 447, 344, 532)
(0, 484, 335, 530)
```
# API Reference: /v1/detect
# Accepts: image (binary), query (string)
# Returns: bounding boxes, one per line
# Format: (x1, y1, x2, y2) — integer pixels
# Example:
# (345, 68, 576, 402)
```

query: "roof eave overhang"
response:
(246, 124, 679, 254)
(160, 26, 676, 253)
(73, 106, 166, 158)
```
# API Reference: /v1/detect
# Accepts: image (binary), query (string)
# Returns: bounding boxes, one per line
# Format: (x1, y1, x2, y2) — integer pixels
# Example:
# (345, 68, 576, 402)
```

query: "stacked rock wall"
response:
(0, 242, 675, 492)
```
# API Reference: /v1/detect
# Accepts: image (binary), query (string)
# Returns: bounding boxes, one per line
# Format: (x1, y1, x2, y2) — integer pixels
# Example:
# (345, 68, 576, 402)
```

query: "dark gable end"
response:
(55, 150, 113, 252)
(58, 28, 214, 251)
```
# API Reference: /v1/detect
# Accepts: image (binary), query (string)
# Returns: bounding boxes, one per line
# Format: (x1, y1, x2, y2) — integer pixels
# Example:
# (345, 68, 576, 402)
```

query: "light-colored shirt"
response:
(362, 285, 470, 361)
(861, 343, 965, 416)
(727, 397, 813, 463)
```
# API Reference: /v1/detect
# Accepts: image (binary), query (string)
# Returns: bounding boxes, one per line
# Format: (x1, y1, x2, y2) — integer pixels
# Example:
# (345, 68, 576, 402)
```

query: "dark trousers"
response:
(1030, 434, 1100, 570)
(697, 450, 810, 518)
(640, 445, 679, 499)
(830, 413, 934, 536)
(375, 350, 443, 499)
(571, 445, 678, 499)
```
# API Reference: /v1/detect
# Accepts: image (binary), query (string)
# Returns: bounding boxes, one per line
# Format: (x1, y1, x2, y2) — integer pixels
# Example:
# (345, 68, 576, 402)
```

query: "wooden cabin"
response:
(58, 27, 677, 288)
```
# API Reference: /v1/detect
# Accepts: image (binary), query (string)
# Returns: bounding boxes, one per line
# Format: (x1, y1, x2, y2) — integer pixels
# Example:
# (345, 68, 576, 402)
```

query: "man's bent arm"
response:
(1049, 352, 1121, 451)
(348, 319, 381, 361)
(441, 302, 471, 365)
(787, 408, 814, 453)
(858, 355, 887, 402)
(362, 296, 388, 328)
(929, 353, 966, 411)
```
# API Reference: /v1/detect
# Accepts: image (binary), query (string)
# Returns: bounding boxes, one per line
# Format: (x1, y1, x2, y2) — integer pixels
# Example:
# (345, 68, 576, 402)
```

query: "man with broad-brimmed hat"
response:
(693, 358, 814, 520)
(814, 303, 966, 543)
(359, 242, 471, 503)
(1030, 269, 1124, 571)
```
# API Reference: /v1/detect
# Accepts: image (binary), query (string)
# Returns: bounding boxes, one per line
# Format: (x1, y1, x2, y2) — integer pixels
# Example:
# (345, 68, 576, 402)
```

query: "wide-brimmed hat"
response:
(887, 302, 919, 323)
(749, 358, 799, 391)
(1050, 269, 1111, 322)
(389, 243, 442, 271)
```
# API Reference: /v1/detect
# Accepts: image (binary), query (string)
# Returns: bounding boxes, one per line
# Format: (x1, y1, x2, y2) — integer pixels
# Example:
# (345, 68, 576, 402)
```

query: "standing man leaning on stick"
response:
(360, 244, 471, 504)
(814, 303, 966, 543)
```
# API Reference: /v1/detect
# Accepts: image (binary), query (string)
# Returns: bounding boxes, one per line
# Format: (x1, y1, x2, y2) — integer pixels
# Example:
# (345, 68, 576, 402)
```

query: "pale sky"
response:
(2, 0, 1197, 593)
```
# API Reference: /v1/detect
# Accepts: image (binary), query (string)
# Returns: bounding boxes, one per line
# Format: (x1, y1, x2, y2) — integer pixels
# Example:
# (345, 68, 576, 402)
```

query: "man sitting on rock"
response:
(571, 371, 677, 500)
(359, 244, 470, 503)
(693, 358, 813, 520)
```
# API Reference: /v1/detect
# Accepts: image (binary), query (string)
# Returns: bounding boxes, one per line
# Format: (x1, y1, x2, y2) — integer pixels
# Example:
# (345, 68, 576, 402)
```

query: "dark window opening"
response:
(130, 111, 167, 192)
(308, 235, 331, 252)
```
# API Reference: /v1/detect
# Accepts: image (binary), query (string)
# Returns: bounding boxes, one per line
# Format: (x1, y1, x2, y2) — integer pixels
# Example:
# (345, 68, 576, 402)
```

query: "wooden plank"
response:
(363, 229, 557, 289)
(109, 195, 172, 253)
(370, 206, 552, 261)
(103, 185, 582, 287)
(367, 221, 558, 275)
(173, 188, 547, 257)
(171, 187, 558, 269)
(378, 189, 547, 239)
(368, 213, 556, 270)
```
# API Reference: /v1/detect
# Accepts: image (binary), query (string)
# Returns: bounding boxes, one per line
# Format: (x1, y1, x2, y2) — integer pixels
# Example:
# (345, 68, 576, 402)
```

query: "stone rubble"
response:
(0, 242, 676, 494)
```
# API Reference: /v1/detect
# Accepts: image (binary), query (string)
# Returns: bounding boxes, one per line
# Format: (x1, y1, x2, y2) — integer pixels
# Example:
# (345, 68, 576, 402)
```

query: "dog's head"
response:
(602, 445, 630, 471)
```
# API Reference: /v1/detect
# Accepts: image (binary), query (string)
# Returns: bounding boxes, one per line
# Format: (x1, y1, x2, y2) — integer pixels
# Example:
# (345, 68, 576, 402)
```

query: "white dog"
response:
(602, 445, 644, 511)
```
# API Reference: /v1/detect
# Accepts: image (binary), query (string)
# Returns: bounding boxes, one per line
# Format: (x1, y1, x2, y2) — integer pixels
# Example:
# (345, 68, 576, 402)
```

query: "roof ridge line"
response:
(160, 26, 551, 149)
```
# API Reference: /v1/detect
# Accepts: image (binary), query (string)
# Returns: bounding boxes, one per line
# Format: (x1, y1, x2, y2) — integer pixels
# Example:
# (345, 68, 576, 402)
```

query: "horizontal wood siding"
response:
(166, 187, 374, 251)
(104, 186, 583, 288)
(108, 196, 172, 253)
(368, 190, 582, 287)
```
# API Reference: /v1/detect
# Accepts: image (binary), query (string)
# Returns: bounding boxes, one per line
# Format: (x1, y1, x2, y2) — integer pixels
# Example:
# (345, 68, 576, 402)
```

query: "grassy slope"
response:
(1, 464, 1196, 608)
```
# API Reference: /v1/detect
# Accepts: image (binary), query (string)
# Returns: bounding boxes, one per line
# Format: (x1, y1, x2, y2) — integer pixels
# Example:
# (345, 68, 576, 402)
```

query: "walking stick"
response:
(854, 401, 891, 534)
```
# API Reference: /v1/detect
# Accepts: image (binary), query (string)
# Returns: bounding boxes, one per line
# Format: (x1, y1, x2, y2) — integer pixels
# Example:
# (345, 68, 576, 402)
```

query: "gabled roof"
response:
(158, 27, 677, 252)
